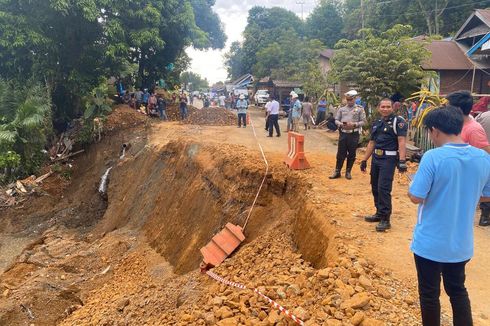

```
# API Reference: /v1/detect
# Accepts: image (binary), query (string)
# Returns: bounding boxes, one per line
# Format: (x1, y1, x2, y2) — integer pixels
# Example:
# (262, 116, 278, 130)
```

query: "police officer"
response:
(330, 90, 366, 180)
(360, 98, 407, 232)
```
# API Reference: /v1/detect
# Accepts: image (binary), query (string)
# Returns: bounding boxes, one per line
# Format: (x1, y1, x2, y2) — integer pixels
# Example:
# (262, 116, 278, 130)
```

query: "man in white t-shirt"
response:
(266, 95, 281, 137)
(264, 99, 272, 131)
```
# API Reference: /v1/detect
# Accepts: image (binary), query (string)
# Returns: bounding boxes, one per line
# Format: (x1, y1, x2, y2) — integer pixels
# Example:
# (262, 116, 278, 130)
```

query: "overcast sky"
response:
(186, 0, 318, 84)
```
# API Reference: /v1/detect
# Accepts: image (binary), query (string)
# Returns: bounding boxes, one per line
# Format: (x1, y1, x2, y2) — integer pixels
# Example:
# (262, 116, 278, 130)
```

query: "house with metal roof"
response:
(423, 9, 490, 95)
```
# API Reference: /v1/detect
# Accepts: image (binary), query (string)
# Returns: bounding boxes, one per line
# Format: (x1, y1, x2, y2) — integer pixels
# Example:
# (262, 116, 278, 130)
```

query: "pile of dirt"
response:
(105, 105, 149, 132)
(183, 107, 237, 126)
(59, 221, 421, 326)
(165, 104, 199, 121)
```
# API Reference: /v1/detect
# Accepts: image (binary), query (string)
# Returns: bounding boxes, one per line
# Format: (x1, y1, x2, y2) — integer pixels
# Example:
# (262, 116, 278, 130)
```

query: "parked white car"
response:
(254, 89, 269, 106)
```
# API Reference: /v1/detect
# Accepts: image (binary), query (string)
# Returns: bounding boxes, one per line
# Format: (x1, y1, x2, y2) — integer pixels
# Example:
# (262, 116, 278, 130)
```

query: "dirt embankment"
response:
(0, 106, 424, 325)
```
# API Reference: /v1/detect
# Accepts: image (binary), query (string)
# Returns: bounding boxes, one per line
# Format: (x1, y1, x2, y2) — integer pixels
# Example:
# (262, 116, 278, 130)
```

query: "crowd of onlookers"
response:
(119, 87, 191, 121)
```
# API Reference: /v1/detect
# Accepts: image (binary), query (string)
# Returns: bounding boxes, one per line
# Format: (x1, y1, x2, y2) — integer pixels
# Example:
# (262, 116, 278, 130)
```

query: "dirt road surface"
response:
(1, 105, 488, 326)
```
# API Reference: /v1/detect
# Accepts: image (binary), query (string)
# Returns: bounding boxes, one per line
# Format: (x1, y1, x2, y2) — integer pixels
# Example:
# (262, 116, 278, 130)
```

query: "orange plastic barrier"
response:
(284, 132, 310, 170)
(200, 223, 245, 270)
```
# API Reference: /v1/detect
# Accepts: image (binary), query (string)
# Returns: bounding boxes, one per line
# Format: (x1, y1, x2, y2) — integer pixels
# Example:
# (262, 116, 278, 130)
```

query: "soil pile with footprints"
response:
(165, 103, 199, 121)
(0, 107, 431, 326)
(184, 107, 237, 126)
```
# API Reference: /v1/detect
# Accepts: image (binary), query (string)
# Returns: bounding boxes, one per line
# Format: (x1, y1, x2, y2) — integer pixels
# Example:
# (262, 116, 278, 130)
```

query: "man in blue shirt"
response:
(236, 94, 248, 128)
(315, 96, 327, 125)
(408, 106, 490, 326)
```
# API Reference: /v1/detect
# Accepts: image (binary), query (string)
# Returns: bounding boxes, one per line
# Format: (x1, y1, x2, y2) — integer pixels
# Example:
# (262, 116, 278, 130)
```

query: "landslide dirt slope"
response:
(0, 107, 425, 325)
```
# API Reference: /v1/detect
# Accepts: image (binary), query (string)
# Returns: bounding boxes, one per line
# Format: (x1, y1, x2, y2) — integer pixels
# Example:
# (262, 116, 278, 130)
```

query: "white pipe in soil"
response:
(98, 167, 113, 194)
(120, 147, 126, 159)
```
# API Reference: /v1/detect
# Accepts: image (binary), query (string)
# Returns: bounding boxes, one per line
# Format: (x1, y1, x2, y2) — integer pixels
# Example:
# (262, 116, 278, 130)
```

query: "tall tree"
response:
(330, 25, 429, 109)
(0, 0, 226, 124)
(253, 32, 323, 80)
(305, 0, 344, 47)
(223, 41, 246, 80)
(224, 6, 305, 79)
(341, 0, 490, 37)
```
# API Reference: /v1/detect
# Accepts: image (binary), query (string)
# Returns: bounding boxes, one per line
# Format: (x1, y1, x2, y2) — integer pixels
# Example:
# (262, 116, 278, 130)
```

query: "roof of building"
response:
(272, 80, 303, 88)
(455, 9, 490, 40)
(422, 40, 474, 70)
(231, 73, 253, 86)
(320, 49, 335, 59)
(476, 8, 490, 25)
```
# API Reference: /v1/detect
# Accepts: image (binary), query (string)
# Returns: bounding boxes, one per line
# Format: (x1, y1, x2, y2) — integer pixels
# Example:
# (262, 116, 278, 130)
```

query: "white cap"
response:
(239, 94, 245, 99)
(345, 90, 358, 98)
(290, 92, 298, 98)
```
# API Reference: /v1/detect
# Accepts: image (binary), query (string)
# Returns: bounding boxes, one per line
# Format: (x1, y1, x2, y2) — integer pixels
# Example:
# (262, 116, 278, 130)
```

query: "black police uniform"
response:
(370, 114, 408, 219)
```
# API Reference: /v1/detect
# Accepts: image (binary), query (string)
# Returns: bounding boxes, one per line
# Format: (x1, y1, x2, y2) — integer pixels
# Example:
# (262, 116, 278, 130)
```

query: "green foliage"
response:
(341, 0, 490, 37)
(180, 72, 209, 92)
(0, 0, 225, 124)
(253, 33, 323, 81)
(305, 0, 344, 47)
(0, 151, 20, 170)
(224, 41, 246, 80)
(0, 80, 52, 179)
(78, 82, 112, 145)
(330, 25, 429, 109)
(225, 6, 306, 80)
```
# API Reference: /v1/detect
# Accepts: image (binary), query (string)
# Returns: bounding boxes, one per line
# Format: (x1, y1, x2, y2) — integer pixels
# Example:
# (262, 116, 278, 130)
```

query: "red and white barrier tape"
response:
(205, 270, 305, 325)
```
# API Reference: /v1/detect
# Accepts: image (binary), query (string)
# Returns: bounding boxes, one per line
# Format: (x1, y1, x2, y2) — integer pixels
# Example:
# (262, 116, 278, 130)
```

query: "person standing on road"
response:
(236, 94, 248, 128)
(179, 93, 188, 120)
(286, 94, 293, 131)
(264, 97, 272, 131)
(302, 97, 313, 130)
(135, 88, 143, 111)
(148, 92, 157, 115)
(142, 89, 150, 113)
(157, 94, 167, 120)
(266, 95, 281, 137)
(408, 106, 490, 326)
(290, 92, 302, 132)
(447, 91, 490, 227)
(316, 96, 327, 125)
(360, 99, 407, 232)
(330, 90, 366, 180)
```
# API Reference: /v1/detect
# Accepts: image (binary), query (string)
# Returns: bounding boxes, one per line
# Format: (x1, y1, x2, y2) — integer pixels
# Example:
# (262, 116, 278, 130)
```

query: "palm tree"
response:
(0, 79, 52, 179)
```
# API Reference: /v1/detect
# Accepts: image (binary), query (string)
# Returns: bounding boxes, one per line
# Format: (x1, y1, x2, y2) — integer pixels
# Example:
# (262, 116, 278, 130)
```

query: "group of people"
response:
(124, 88, 190, 121)
(327, 89, 489, 326)
(243, 87, 490, 326)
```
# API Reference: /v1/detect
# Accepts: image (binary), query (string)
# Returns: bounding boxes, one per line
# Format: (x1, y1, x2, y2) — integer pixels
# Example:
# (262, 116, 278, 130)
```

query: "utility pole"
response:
(361, 0, 365, 29)
(296, 0, 306, 20)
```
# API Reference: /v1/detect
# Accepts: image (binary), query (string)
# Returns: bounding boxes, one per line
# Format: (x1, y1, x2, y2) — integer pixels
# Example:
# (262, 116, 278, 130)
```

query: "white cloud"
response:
(187, 0, 317, 84)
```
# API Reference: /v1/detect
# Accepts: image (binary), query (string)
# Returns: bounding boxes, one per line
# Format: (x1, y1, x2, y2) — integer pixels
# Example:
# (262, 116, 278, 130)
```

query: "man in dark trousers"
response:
(408, 106, 490, 326)
(360, 98, 407, 232)
(330, 90, 366, 180)
(266, 95, 281, 137)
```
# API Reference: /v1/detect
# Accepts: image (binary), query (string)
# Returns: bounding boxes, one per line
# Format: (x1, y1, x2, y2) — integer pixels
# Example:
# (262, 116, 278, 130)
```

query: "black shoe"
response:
(479, 214, 490, 226)
(329, 170, 341, 179)
(345, 171, 352, 180)
(376, 219, 391, 232)
(276, 134, 281, 137)
(267, 135, 273, 137)
(364, 214, 381, 223)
